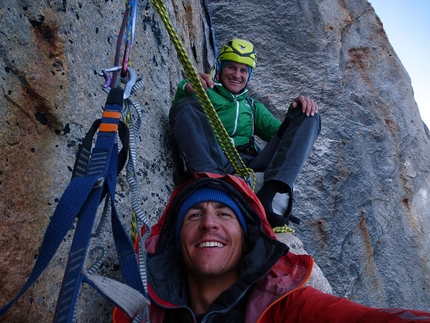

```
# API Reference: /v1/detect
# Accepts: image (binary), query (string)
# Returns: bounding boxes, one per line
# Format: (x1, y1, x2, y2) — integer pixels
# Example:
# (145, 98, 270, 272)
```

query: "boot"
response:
(256, 181, 290, 227)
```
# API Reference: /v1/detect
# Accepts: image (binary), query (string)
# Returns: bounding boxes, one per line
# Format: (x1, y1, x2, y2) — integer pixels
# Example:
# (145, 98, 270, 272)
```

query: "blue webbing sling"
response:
(0, 87, 148, 322)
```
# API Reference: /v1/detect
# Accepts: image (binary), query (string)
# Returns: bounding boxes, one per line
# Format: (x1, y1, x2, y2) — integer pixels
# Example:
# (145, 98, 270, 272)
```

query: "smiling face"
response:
(179, 201, 243, 281)
(219, 61, 249, 94)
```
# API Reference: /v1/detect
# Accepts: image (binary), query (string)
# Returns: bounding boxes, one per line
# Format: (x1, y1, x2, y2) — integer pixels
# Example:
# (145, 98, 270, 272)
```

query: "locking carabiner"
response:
(99, 66, 136, 99)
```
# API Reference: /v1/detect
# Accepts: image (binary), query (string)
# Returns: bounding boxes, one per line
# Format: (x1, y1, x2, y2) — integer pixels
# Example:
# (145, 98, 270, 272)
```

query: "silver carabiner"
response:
(123, 67, 136, 99)
(99, 66, 136, 99)
(99, 66, 122, 90)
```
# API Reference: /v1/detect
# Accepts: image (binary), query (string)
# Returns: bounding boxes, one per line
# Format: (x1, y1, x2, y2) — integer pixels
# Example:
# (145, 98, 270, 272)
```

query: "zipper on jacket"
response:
(200, 284, 252, 323)
(152, 300, 199, 323)
(148, 289, 199, 323)
(230, 99, 240, 137)
(200, 265, 275, 323)
(229, 92, 240, 137)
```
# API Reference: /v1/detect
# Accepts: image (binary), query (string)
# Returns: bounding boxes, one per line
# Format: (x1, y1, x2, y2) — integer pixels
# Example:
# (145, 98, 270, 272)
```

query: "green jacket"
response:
(174, 79, 281, 147)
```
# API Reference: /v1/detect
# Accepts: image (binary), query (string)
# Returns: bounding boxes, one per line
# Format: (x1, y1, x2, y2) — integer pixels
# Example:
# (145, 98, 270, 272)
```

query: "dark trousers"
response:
(169, 97, 321, 189)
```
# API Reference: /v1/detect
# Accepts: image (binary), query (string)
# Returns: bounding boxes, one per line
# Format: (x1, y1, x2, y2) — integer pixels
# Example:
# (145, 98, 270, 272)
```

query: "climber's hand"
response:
(184, 73, 214, 94)
(198, 73, 215, 90)
(291, 95, 319, 116)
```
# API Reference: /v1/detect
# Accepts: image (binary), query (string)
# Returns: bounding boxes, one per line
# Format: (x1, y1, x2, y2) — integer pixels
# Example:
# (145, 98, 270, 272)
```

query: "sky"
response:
(368, 0, 430, 127)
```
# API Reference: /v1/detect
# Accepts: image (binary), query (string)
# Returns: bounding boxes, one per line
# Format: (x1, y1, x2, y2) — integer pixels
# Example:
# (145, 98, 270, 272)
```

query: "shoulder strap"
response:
(245, 96, 255, 136)
(245, 96, 265, 153)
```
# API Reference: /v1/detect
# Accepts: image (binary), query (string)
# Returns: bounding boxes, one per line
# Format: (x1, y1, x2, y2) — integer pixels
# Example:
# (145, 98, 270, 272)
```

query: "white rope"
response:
(122, 78, 152, 323)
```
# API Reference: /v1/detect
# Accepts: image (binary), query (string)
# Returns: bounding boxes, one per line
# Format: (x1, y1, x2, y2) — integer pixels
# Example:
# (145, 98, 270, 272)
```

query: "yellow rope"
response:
(150, 0, 256, 190)
(272, 225, 295, 234)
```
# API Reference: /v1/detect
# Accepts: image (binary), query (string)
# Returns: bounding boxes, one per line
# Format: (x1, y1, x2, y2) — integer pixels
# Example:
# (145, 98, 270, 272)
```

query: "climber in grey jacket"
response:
(169, 38, 321, 227)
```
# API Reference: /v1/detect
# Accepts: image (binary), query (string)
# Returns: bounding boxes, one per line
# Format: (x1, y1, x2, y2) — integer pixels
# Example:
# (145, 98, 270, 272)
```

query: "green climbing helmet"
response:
(218, 38, 257, 69)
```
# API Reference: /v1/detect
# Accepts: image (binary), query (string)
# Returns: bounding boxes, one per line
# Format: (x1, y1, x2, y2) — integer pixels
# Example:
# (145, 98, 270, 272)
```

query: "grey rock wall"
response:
(209, 0, 430, 311)
(0, 0, 429, 322)
(0, 0, 202, 321)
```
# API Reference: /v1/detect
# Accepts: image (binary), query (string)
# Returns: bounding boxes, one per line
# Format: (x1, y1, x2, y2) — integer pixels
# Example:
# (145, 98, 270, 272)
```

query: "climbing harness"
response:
(150, 0, 257, 190)
(0, 87, 148, 322)
(0, 1, 151, 322)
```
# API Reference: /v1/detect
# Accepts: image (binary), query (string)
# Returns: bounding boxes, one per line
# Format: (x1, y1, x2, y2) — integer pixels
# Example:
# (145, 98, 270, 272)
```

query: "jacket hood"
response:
(145, 172, 289, 310)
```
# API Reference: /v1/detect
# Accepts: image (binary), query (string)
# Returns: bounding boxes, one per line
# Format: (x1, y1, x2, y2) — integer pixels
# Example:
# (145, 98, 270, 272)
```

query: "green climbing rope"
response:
(272, 225, 295, 234)
(150, 0, 256, 190)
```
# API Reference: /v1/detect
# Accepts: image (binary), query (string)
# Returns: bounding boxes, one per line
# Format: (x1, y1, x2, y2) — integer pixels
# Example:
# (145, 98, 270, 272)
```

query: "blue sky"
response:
(368, 0, 430, 127)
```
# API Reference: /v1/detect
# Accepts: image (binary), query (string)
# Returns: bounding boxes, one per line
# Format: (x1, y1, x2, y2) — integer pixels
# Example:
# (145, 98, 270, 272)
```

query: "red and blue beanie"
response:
(176, 187, 248, 242)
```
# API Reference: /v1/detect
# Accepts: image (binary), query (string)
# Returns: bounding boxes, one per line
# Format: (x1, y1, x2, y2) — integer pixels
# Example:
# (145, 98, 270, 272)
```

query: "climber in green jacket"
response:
(169, 38, 321, 227)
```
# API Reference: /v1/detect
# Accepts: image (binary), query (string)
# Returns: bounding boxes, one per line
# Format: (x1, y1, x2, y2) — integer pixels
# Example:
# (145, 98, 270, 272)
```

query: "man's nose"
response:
(200, 212, 218, 229)
(233, 69, 241, 78)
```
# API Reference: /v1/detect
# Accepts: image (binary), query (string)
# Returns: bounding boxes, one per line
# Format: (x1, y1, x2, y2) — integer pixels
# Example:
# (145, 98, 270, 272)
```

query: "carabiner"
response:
(123, 67, 136, 99)
(99, 66, 135, 99)
(99, 66, 122, 89)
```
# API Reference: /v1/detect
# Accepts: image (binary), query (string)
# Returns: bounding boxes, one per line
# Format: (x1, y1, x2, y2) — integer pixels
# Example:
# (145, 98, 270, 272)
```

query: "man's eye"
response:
(187, 212, 201, 220)
(219, 212, 233, 217)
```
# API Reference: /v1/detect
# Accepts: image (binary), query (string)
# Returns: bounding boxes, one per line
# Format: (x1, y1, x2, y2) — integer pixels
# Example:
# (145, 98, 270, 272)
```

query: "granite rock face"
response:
(208, 0, 430, 311)
(0, 0, 201, 321)
(1, 0, 429, 321)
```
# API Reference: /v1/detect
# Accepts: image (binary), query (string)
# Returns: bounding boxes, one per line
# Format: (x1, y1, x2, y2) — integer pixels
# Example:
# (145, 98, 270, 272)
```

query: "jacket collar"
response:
(214, 82, 249, 101)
